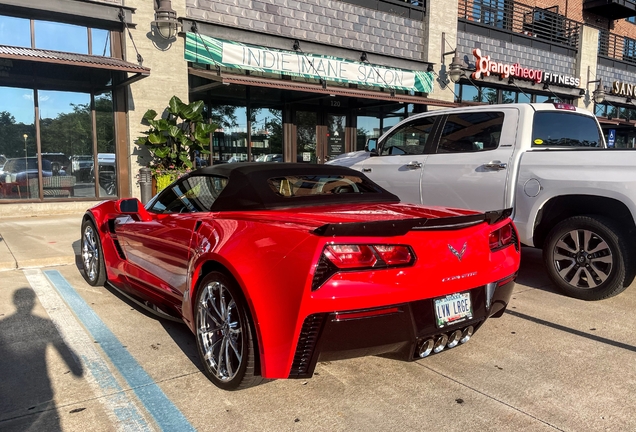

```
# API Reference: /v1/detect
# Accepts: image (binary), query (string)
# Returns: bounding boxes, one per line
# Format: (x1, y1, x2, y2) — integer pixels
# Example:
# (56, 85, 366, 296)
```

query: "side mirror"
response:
(365, 138, 378, 152)
(116, 198, 139, 213)
(115, 198, 151, 221)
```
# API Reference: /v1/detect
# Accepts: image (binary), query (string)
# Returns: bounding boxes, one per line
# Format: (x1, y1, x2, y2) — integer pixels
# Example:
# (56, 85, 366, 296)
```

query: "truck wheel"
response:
(543, 216, 631, 300)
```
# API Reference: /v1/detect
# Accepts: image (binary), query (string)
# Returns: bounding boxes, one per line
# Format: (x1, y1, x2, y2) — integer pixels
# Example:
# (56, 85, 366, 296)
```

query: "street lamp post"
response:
(23, 133, 28, 172)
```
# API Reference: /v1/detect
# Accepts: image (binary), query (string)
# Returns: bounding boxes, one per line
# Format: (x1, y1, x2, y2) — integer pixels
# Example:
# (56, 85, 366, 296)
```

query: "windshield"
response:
(532, 112, 603, 148)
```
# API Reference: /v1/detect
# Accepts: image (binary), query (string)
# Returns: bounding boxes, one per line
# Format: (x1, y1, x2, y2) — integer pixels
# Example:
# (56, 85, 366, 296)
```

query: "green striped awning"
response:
(185, 33, 434, 94)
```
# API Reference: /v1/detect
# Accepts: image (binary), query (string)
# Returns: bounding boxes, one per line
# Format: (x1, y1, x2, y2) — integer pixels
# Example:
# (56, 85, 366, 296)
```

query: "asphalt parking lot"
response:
(1, 218, 635, 431)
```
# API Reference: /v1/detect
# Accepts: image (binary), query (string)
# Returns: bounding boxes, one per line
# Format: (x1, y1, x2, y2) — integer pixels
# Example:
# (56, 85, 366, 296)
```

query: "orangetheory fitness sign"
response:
(471, 48, 580, 87)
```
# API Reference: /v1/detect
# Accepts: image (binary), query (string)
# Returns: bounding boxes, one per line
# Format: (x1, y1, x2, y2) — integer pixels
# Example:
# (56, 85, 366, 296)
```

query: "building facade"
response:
(0, 0, 634, 216)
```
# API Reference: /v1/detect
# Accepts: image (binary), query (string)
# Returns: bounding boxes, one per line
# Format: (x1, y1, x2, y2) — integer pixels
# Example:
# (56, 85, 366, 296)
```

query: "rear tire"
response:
(81, 219, 106, 286)
(543, 215, 631, 300)
(195, 271, 262, 390)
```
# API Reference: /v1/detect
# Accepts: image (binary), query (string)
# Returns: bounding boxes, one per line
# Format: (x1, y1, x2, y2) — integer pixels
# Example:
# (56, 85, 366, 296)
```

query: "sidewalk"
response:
(0, 213, 84, 271)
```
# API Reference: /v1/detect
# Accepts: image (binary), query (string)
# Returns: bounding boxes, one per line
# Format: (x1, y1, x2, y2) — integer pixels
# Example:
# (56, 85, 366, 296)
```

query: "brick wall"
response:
(186, 0, 426, 60)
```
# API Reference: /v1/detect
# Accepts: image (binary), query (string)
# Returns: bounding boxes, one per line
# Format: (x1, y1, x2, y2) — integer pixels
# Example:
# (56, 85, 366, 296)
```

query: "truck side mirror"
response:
(365, 138, 378, 153)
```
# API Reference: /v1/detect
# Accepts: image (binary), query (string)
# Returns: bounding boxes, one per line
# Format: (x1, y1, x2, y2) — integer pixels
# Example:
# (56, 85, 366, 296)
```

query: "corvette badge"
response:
(448, 242, 467, 261)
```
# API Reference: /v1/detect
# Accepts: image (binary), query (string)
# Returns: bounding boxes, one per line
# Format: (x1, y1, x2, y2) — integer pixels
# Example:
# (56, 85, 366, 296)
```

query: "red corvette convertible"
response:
(81, 163, 520, 390)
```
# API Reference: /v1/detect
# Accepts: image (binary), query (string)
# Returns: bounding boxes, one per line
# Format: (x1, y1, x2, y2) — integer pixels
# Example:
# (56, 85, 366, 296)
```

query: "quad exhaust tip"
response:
(417, 325, 475, 358)
(433, 334, 448, 354)
(418, 338, 435, 358)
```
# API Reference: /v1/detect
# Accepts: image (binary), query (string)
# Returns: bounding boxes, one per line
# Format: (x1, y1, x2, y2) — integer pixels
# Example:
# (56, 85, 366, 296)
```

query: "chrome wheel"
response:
(82, 224, 99, 282)
(552, 228, 613, 289)
(80, 219, 106, 286)
(544, 216, 629, 301)
(197, 280, 244, 382)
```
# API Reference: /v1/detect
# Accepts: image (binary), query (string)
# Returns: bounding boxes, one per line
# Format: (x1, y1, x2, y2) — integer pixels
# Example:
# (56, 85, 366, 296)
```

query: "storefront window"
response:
(0, 86, 117, 201)
(210, 105, 247, 163)
(1, 15, 112, 56)
(0, 87, 35, 201)
(96, 93, 115, 197)
(251, 108, 282, 161)
(502, 90, 515, 103)
(35, 21, 89, 54)
(0, 15, 30, 47)
(92, 28, 111, 57)
(459, 83, 480, 102)
(297, 111, 317, 163)
(40, 90, 92, 199)
(518, 91, 531, 103)
(356, 116, 381, 151)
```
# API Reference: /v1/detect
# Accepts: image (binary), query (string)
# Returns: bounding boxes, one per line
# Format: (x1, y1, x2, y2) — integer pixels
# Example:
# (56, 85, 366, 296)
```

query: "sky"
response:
(0, 87, 90, 124)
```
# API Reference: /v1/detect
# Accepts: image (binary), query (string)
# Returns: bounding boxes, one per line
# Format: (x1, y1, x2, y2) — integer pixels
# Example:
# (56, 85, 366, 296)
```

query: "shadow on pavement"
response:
(516, 247, 559, 295)
(0, 288, 83, 431)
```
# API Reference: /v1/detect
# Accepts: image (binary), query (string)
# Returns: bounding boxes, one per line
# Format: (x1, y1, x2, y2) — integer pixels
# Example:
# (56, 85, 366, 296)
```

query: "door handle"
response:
(362, 168, 372, 172)
(405, 161, 423, 169)
(484, 160, 507, 171)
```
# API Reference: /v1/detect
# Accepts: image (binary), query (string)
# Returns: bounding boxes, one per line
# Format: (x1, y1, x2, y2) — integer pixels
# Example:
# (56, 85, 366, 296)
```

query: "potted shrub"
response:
(136, 96, 217, 192)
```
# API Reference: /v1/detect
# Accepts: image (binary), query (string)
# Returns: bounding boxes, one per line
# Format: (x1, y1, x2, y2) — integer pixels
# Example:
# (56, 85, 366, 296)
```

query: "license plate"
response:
(434, 292, 473, 328)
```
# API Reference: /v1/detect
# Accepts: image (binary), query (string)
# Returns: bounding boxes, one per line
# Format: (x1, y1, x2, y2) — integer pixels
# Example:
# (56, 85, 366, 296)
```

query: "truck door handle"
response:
(362, 168, 372, 172)
(405, 161, 423, 169)
(484, 160, 507, 171)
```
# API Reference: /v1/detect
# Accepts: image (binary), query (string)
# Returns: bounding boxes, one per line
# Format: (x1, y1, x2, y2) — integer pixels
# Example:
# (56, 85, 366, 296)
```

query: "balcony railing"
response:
(341, 0, 425, 20)
(598, 30, 636, 67)
(458, 0, 580, 49)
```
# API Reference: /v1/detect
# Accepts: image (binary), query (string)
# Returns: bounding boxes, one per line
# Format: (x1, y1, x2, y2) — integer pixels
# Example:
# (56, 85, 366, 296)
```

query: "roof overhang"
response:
(0, 45, 150, 91)
(188, 67, 457, 108)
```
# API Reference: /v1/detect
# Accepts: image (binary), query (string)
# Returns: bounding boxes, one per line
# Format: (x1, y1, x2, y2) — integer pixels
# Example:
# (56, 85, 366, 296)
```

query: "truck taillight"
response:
(312, 244, 416, 290)
(489, 223, 517, 251)
(553, 103, 576, 111)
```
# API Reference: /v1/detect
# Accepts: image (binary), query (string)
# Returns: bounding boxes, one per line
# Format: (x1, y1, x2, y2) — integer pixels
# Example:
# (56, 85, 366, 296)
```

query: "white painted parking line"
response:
(24, 269, 153, 432)
(41, 270, 196, 432)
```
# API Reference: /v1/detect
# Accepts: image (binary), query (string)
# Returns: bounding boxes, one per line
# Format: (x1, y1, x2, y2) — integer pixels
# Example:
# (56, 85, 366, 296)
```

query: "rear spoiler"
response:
(312, 208, 512, 237)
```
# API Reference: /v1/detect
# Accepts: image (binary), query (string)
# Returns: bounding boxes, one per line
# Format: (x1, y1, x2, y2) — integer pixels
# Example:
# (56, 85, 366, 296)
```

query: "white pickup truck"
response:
(329, 103, 636, 301)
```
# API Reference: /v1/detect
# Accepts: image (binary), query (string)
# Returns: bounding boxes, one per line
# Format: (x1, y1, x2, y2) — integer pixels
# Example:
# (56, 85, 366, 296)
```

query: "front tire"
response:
(543, 215, 631, 300)
(195, 271, 262, 390)
(81, 218, 106, 286)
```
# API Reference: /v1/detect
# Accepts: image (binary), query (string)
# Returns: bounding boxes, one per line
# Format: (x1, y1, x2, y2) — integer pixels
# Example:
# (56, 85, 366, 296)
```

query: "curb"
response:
(0, 255, 76, 272)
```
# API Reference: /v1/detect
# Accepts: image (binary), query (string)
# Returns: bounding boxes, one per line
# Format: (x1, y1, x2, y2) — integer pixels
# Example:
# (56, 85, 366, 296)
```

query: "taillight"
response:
(312, 244, 416, 290)
(553, 103, 576, 111)
(489, 223, 517, 251)
(324, 245, 377, 268)
(324, 244, 414, 269)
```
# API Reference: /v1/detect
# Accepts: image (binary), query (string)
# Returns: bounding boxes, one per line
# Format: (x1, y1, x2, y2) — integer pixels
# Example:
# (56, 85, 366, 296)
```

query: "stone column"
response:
(124, 0, 189, 200)
(423, 0, 458, 104)
(575, 25, 600, 111)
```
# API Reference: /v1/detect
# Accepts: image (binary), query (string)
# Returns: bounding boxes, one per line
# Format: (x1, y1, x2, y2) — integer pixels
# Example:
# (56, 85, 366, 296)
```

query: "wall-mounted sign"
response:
(471, 48, 580, 87)
(611, 81, 636, 97)
(185, 33, 435, 93)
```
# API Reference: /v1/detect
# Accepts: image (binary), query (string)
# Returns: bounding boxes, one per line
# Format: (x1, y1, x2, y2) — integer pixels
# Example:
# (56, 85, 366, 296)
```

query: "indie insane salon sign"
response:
(185, 33, 434, 93)
(471, 48, 580, 87)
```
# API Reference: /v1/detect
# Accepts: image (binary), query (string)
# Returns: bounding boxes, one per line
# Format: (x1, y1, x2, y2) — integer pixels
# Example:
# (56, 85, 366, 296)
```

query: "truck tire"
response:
(543, 215, 631, 300)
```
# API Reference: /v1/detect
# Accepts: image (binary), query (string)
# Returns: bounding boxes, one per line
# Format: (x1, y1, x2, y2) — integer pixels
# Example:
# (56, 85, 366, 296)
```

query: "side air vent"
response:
(288, 313, 326, 378)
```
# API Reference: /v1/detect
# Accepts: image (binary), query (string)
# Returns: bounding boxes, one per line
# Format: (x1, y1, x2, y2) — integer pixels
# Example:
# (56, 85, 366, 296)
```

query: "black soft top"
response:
(191, 162, 400, 211)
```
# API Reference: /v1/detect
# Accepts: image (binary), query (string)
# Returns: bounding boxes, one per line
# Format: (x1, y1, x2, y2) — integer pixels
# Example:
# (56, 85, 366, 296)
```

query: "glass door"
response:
(297, 111, 318, 163)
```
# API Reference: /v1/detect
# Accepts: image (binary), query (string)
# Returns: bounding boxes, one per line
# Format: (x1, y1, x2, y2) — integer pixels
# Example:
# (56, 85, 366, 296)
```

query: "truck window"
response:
(532, 112, 603, 147)
(437, 112, 504, 153)
(379, 116, 436, 156)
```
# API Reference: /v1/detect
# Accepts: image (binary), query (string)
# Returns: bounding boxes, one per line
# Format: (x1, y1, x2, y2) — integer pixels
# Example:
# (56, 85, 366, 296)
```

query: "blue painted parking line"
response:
(43, 270, 195, 432)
